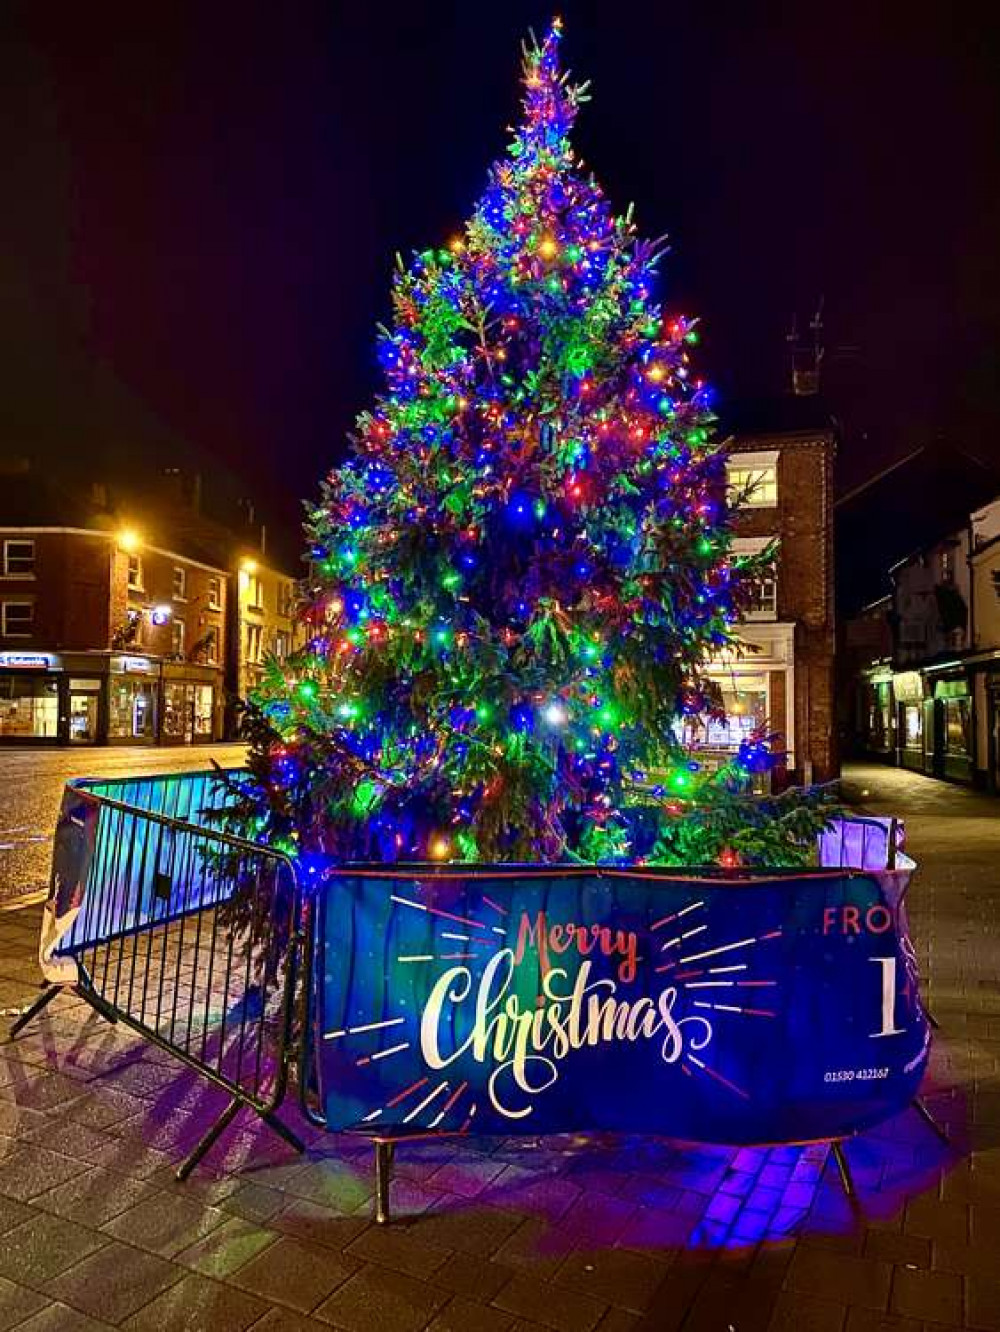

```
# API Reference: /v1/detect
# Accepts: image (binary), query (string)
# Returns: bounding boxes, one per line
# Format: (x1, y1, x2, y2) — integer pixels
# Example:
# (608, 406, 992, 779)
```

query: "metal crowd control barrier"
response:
(10, 771, 307, 1180)
(9, 773, 941, 1206)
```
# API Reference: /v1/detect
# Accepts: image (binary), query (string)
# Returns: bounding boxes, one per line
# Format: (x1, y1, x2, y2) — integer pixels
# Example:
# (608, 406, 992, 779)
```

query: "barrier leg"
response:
(261, 1110, 307, 1157)
(374, 1140, 395, 1225)
(7, 982, 62, 1037)
(177, 1096, 243, 1181)
(177, 1096, 306, 1181)
(828, 1140, 857, 1202)
(912, 1097, 950, 1145)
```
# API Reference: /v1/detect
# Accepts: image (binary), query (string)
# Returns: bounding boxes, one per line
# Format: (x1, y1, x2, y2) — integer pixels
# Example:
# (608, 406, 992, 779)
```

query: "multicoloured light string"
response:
(239, 19, 821, 867)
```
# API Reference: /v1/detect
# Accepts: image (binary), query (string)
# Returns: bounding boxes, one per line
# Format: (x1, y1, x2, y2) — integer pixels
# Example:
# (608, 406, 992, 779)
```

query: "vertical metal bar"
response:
(125, 811, 155, 1017)
(198, 847, 225, 1066)
(232, 854, 264, 1097)
(166, 823, 199, 1046)
(138, 819, 165, 1028)
(183, 844, 214, 1058)
(212, 852, 243, 1082)
(108, 810, 140, 1013)
(93, 805, 126, 996)
(375, 1141, 395, 1224)
(251, 862, 277, 1102)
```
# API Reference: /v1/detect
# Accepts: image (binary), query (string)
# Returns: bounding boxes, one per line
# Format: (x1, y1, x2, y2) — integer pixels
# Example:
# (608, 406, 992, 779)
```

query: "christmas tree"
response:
(234, 19, 835, 868)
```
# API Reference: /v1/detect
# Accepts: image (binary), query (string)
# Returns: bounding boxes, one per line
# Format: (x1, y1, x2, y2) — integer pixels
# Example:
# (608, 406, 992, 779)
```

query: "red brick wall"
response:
(0, 531, 113, 650)
(732, 433, 838, 782)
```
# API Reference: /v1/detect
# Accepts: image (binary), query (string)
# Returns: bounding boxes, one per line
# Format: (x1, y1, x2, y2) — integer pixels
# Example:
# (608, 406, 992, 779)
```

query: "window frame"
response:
(171, 618, 186, 659)
(2, 539, 36, 579)
(1, 600, 35, 638)
(207, 576, 222, 611)
(245, 622, 263, 664)
(731, 536, 778, 622)
(172, 565, 188, 601)
(127, 554, 144, 592)
(726, 449, 780, 510)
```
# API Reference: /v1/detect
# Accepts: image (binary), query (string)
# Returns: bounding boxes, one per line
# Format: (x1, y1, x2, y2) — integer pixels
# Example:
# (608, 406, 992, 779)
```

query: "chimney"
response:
(787, 298, 825, 396)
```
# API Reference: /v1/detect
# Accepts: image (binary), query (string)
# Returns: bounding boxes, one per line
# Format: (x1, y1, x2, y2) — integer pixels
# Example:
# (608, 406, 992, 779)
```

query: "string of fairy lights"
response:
(245, 17, 776, 866)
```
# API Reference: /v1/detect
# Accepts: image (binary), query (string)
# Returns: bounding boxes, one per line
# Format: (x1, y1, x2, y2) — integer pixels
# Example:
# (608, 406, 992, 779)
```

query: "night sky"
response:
(3, 1, 999, 544)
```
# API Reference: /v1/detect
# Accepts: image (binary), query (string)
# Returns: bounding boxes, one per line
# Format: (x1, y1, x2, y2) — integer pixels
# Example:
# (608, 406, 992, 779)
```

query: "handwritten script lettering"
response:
(420, 949, 712, 1118)
(514, 910, 639, 984)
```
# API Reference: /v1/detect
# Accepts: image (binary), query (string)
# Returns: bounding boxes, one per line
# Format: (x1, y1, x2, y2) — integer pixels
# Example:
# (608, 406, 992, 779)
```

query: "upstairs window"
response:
(172, 566, 187, 600)
(3, 540, 35, 578)
(1, 601, 34, 637)
(245, 623, 263, 663)
(127, 555, 144, 592)
(246, 575, 265, 611)
(746, 567, 778, 619)
(207, 576, 222, 611)
(727, 451, 779, 508)
(731, 537, 778, 621)
(171, 619, 186, 658)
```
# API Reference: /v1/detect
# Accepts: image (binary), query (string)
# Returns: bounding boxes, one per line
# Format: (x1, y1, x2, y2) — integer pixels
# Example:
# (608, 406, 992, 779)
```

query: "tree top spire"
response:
(517, 16, 588, 152)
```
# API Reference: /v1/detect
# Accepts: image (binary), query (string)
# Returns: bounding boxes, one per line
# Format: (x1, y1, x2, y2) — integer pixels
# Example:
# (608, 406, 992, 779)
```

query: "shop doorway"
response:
(162, 682, 215, 744)
(68, 678, 101, 744)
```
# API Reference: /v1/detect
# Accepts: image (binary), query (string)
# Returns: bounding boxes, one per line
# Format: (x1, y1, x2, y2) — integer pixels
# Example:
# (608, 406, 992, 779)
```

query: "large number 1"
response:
(870, 957, 905, 1038)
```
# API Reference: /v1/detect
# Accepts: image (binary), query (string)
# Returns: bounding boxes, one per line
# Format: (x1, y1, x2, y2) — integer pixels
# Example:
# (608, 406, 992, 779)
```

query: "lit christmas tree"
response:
(233, 19, 835, 868)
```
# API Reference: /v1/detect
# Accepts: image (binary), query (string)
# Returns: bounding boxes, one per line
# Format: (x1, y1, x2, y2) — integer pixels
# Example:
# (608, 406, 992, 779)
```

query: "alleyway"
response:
(0, 761, 997, 1331)
(843, 762, 1000, 1135)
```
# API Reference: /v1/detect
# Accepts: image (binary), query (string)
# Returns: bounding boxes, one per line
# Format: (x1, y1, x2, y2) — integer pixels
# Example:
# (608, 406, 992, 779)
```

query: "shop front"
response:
(987, 673, 1000, 793)
(892, 671, 926, 774)
(160, 662, 222, 744)
(857, 666, 895, 761)
(0, 652, 62, 743)
(930, 674, 973, 784)
(681, 623, 795, 789)
(0, 651, 223, 746)
(107, 656, 159, 744)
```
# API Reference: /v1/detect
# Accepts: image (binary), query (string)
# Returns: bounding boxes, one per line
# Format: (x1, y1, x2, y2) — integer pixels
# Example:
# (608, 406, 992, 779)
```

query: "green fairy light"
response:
(241, 19, 812, 871)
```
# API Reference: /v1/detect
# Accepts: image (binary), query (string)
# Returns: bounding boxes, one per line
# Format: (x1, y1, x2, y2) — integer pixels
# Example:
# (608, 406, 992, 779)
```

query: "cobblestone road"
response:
(0, 761, 997, 1331)
(0, 745, 245, 906)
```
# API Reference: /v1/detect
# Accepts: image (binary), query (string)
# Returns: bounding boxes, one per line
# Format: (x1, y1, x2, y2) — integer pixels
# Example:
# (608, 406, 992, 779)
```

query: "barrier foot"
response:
(8, 982, 62, 1037)
(829, 1140, 857, 1202)
(912, 1097, 950, 1145)
(176, 1096, 242, 1181)
(374, 1140, 396, 1225)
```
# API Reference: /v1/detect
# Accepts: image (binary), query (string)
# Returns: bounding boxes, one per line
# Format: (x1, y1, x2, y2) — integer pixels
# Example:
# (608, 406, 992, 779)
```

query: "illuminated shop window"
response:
(903, 705, 923, 746)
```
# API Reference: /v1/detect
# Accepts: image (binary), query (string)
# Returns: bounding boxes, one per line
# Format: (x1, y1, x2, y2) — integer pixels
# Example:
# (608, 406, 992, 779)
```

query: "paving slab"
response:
(0, 760, 997, 1330)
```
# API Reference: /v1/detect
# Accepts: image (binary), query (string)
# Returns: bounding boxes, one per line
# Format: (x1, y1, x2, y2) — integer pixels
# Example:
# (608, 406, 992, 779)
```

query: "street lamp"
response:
(118, 528, 141, 553)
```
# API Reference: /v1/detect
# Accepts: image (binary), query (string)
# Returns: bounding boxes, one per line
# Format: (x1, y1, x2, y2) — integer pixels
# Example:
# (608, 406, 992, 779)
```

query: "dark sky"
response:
(3, 0, 999, 539)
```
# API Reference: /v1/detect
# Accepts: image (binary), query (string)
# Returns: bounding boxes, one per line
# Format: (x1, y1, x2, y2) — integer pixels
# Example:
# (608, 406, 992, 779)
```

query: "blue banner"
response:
(314, 866, 930, 1144)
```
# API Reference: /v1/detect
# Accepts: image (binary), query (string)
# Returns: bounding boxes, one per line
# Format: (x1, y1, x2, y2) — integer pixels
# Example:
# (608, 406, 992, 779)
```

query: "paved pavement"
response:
(0, 745, 245, 906)
(0, 760, 997, 1331)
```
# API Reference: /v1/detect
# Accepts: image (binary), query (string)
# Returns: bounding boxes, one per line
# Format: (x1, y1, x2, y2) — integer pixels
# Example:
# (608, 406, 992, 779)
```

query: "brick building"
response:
(0, 465, 301, 746)
(0, 522, 227, 744)
(687, 404, 837, 785)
